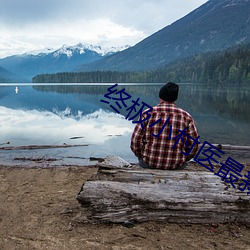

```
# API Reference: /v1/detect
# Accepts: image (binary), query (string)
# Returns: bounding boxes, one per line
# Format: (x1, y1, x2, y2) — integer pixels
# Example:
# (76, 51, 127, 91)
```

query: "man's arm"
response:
(130, 122, 146, 158)
(185, 118, 200, 160)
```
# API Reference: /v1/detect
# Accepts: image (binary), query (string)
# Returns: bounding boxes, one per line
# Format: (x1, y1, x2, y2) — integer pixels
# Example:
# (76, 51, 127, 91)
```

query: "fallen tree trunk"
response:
(77, 165, 250, 225)
(0, 144, 89, 151)
(209, 144, 250, 151)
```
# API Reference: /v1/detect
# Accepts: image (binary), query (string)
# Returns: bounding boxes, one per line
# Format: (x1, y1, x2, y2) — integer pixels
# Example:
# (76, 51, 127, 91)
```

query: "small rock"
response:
(61, 207, 73, 214)
(121, 221, 135, 228)
(67, 222, 73, 231)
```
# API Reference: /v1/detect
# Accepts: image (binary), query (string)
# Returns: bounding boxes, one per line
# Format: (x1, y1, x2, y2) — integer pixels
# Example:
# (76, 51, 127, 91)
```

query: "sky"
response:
(0, 0, 208, 58)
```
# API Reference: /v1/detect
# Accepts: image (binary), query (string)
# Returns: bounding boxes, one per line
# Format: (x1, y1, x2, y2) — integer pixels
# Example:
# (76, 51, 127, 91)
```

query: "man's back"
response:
(130, 82, 199, 170)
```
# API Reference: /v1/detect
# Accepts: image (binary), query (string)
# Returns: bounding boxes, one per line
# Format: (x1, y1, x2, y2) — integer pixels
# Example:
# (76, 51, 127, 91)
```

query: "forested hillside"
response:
(151, 43, 250, 84)
(75, 0, 250, 72)
(33, 44, 250, 85)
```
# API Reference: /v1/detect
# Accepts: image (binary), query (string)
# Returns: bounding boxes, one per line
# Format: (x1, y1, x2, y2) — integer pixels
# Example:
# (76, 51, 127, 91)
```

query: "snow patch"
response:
(41, 43, 130, 58)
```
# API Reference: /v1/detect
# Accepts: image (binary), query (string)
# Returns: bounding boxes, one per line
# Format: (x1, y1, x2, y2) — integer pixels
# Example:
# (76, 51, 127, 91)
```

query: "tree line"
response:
(33, 43, 250, 85)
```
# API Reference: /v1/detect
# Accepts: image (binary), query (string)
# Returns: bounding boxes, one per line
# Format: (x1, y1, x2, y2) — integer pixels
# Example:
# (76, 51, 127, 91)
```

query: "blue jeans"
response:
(138, 158, 188, 170)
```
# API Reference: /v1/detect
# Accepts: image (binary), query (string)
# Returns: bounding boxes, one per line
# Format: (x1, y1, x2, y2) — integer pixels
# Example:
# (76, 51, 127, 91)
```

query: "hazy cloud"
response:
(0, 106, 133, 145)
(0, 0, 208, 57)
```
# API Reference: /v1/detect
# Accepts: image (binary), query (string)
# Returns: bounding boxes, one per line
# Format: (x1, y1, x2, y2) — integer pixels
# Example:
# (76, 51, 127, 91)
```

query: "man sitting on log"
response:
(130, 82, 200, 170)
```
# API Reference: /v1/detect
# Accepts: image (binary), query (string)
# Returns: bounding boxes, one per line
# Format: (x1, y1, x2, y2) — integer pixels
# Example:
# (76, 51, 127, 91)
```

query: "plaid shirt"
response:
(130, 101, 199, 169)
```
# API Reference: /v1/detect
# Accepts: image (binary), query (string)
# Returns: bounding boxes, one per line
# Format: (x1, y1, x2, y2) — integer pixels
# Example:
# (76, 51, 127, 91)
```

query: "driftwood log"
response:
(209, 144, 250, 151)
(0, 144, 89, 151)
(77, 157, 250, 225)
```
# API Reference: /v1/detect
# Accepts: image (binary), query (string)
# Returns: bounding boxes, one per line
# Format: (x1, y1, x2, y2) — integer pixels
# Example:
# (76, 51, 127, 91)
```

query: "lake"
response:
(0, 83, 250, 167)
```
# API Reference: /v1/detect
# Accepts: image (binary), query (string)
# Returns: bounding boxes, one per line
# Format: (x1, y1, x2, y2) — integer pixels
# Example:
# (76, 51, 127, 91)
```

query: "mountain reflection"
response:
(33, 83, 250, 123)
(0, 83, 250, 165)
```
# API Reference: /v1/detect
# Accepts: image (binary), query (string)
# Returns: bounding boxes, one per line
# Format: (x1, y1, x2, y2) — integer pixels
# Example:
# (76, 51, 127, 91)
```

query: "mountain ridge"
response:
(0, 43, 130, 81)
(75, 0, 250, 72)
(1, 0, 249, 82)
(0, 65, 27, 83)
(32, 42, 250, 85)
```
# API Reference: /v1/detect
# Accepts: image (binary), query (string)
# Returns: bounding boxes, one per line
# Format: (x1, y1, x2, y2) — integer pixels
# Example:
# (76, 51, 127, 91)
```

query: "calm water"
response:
(0, 83, 250, 166)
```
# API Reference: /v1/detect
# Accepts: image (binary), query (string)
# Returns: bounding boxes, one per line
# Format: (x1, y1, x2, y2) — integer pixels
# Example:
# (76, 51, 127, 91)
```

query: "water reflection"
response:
(0, 107, 132, 145)
(33, 83, 250, 123)
(0, 83, 250, 166)
(32, 83, 250, 145)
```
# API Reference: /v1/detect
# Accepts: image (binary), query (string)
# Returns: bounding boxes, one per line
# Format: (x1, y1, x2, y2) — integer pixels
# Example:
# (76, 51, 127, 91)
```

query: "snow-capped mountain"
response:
(29, 43, 130, 58)
(0, 43, 130, 81)
(51, 43, 130, 58)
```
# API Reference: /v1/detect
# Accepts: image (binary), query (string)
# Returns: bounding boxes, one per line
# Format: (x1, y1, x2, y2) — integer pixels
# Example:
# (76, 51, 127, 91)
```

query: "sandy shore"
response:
(0, 165, 250, 250)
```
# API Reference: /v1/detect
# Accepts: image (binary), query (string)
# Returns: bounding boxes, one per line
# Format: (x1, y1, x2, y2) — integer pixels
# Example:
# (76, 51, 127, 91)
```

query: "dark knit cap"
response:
(159, 82, 179, 102)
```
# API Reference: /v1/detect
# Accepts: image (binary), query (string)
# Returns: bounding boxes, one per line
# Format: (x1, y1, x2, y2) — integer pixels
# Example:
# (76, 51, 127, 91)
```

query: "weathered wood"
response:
(210, 144, 250, 151)
(96, 155, 132, 168)
(77, 166, 250, 225)
(0, 144, 89, 151)
(14, 157, 57, 162)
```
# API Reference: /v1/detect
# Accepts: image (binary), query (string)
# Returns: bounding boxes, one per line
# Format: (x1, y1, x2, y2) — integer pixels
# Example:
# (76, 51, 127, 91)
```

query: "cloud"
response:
(0, 0, 71, 25)
(0, 0, 207, 31)
(0, 107, 133, 145)
(0, 0, 208, 57)
(0, 17, 145, 57)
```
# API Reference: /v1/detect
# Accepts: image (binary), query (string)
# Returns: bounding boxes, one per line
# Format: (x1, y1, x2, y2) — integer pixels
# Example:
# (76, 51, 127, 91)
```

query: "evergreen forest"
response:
(33, 43, 250, 85)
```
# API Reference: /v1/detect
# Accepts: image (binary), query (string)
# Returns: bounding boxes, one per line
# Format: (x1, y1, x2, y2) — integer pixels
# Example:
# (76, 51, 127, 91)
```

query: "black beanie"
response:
(159, 82, 179, 102)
